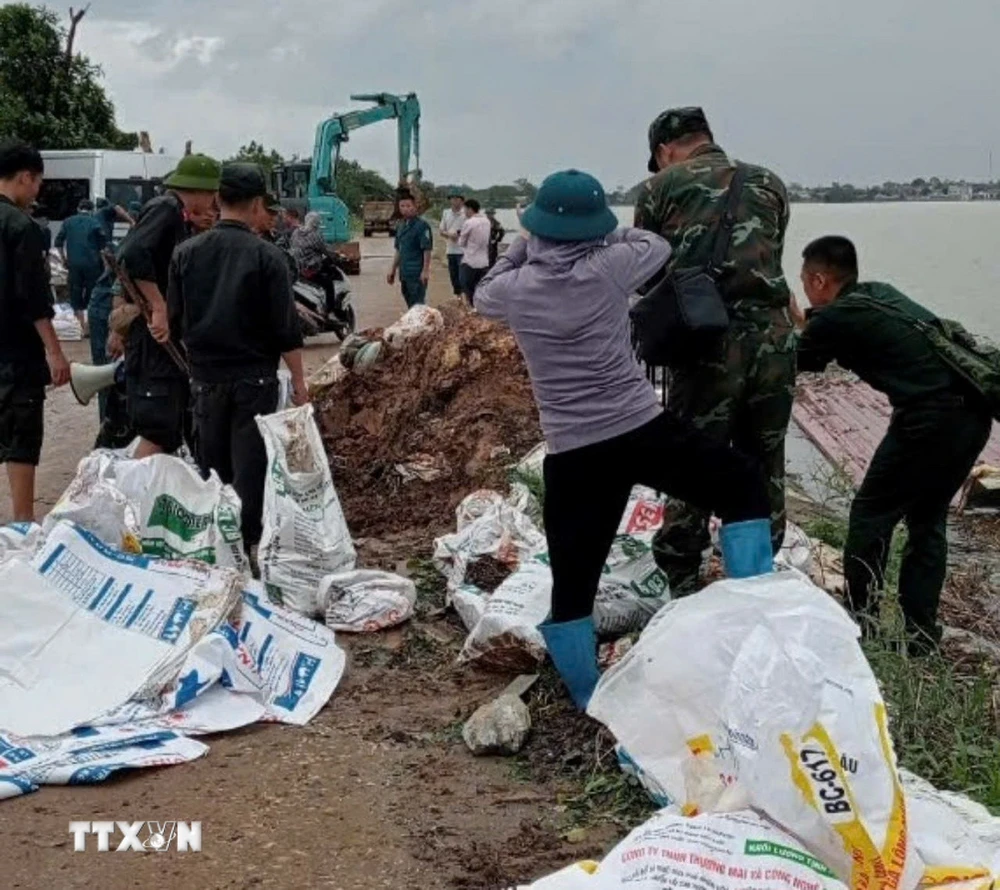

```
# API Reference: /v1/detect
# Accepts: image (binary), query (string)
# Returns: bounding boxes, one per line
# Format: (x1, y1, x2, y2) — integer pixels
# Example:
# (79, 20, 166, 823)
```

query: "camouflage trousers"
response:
(652, 309, 797, 593)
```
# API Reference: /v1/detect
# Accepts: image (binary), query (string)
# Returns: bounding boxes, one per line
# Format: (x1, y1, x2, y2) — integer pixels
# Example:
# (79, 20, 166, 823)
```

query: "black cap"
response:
(646, 106, 712, 174)
(263, 193, 281, 213)
(219, 162, 268, 201)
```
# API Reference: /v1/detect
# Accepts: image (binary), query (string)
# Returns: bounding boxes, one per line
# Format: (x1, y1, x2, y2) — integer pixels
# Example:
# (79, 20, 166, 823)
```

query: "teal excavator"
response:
(272, 92, 421, 271)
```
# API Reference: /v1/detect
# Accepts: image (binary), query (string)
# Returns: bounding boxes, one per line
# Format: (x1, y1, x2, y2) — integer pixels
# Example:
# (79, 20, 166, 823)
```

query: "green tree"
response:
(333, 158, 394, 214)
(0, 4, 136, 149)
(227, 140, 285, 174)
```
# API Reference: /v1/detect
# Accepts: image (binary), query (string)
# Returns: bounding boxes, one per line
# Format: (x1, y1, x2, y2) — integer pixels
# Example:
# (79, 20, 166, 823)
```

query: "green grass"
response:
(802, 512, 1000, 813)
(562, 769, 654, 831)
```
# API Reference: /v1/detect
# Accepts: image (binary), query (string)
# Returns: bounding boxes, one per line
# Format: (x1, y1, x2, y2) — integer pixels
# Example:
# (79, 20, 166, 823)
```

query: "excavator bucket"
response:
(395, 179, 430, 216)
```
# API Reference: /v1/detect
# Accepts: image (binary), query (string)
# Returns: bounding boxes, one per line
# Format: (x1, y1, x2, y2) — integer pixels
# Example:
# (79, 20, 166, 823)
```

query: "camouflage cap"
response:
(646, 106, 712, 173)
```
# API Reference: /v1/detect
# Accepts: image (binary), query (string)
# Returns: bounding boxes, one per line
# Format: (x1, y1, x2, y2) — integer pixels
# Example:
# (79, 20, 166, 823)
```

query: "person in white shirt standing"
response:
(439, 192, 465, 296)
(457, 199, 491, 302)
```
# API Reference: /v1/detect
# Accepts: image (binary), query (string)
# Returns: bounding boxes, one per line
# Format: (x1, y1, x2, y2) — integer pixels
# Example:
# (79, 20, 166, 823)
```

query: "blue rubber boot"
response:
(539, 616, 601, 711)
(719, 518, 774, 579)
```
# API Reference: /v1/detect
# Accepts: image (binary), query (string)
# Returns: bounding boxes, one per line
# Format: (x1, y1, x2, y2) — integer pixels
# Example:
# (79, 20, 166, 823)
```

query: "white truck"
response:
(38, 150, 182, 240)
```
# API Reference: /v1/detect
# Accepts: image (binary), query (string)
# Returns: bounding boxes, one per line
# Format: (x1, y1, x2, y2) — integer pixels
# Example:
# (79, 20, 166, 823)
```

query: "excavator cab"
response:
(272, 162, 312, 218)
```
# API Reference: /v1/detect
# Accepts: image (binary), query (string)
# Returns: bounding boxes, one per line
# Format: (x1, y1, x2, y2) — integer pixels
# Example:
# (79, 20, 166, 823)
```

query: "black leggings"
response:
(543, 411, 770, 622)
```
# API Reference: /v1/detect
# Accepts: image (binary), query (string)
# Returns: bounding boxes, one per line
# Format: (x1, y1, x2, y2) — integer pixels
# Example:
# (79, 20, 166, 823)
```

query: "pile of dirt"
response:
(465, 556, 514, 594)
(314, 303, 542, 542)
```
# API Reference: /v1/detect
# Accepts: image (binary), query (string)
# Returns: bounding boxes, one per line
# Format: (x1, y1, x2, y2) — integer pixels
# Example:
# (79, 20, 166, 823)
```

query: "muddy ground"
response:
(0, 240, 629, 890)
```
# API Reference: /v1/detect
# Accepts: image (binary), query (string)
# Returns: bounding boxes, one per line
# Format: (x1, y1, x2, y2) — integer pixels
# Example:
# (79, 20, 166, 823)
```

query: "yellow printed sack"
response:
(587, 573, 992, 890)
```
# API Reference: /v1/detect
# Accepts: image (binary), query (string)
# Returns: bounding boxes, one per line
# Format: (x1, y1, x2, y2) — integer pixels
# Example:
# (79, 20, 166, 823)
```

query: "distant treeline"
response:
(426, 179, 641, 209)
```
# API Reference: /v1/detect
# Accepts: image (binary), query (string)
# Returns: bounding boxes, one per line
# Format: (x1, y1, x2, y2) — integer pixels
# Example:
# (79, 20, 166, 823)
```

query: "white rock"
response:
(462, 694, 532, 756)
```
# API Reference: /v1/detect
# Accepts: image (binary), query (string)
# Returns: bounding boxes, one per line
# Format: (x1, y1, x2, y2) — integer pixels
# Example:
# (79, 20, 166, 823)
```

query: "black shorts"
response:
(126, 376, 190, 453)
(0, 382, 45, 466)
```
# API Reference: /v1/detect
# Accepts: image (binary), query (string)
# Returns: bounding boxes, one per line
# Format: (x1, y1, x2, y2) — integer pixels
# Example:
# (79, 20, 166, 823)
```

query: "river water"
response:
(495, 202, 1000, 340)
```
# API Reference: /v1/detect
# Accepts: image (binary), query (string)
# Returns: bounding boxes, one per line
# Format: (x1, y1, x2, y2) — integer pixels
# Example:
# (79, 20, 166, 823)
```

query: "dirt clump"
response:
(315, 303, 542, 541)
(465, 555, 515, 593)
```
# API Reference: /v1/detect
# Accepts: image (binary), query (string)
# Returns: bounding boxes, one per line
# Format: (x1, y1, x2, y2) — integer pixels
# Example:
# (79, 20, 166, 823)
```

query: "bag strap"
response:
(848, 293, 938, 337)
(707, 164, 748, 277)
(848, 293, 996, 400)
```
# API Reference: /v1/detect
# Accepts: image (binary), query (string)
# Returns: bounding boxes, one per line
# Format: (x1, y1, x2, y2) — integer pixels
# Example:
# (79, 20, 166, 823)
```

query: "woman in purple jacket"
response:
(475, 169, 773, 710)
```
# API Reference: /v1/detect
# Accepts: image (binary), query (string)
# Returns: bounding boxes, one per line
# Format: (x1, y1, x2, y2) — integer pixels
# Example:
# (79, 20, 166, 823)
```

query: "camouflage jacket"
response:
(634, 144, 791, 315)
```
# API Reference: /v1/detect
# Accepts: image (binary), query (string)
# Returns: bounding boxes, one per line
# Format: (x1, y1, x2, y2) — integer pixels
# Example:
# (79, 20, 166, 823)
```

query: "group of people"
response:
(386, 190, 505, 308)
(1, 106, 994, 710)
(475, 106, 993, 708)
(0, 142, 305, 572)
(440, 194, 505, 302)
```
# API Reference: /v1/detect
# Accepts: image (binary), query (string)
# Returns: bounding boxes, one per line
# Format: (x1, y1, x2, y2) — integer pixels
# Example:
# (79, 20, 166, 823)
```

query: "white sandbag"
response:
(307, 354, 349, 389)
(0, 585, 346, 799)
(319, 569, 417, 632)
(594, 487, 670, 635)
(433, 490, 545, 629)
(588, 572, 924, 890)
(0, 725, 208, 800)
(521, 810, 846, 889)
(56, 451, 247, 568)
(113, 456, 246, 569)
(53, 303, 82, 340)
(257, 405, 356, 615)
(44, 464, 142, 553)
(439, 487, 671, 669)
(0, 522, 44, 564)
(161, 584, 346, 727)
(902, 771, 1000, 887)
(383, 304, 444, 348)
(0, 521, 243, 737)
(776, 521, 814, 575)
(459, 555, 550, 670)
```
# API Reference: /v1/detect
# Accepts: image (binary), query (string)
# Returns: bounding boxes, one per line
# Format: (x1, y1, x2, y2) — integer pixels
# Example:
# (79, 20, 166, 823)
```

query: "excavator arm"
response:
(308, 92, 421, 200)
(273, 91, 421, 267)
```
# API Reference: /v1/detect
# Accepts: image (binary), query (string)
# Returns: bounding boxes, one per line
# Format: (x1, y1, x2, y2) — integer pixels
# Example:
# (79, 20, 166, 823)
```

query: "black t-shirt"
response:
(167, 220, 303, 383)
(0, 196, 54, 383)
(116, 192, 188, 380)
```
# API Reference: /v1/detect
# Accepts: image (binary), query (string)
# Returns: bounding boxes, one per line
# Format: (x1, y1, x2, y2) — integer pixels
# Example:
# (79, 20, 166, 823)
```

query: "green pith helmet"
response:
(164, 154, 222, 191)
(519, 169, 618, 242)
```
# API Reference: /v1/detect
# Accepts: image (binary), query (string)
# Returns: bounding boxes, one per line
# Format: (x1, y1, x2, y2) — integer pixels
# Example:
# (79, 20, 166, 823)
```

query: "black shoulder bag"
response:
(630, 165, 748, 368)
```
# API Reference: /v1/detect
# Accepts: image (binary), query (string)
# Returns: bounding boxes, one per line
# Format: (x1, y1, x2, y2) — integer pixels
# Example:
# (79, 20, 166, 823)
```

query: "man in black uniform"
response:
(794, 236, 993, 654)
(168, 163, 307, 557)
(0, 142, 71, 521)
(116, 154, 221, 458)
(485, 208, 505, 268)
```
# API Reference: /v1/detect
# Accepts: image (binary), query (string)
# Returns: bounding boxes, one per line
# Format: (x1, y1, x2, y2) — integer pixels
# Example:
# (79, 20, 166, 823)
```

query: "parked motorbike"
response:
(288, 253, 356, 341)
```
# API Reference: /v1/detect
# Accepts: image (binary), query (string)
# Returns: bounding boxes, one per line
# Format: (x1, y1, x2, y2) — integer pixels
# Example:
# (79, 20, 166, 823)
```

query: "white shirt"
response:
(458, 214, 491, 269)
(440, 207, 465, 255)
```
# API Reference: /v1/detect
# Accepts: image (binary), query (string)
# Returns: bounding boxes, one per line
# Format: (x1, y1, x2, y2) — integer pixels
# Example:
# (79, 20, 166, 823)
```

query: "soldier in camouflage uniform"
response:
(635, 107, 796, 594)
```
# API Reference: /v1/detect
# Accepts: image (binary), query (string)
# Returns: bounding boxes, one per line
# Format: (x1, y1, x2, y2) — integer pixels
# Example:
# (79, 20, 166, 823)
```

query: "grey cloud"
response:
(69, 0, 1000, 188)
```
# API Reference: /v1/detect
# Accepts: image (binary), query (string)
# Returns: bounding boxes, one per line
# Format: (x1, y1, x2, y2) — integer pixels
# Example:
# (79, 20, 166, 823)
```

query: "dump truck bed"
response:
(362, 201, 396, 236)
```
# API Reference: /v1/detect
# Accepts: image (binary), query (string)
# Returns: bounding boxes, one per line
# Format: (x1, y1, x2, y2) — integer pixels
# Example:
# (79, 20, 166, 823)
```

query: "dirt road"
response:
(0, 241, 617, 889)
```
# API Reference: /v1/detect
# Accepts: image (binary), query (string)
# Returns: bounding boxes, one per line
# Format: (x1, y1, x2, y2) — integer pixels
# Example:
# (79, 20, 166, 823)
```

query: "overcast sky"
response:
(62, 0, 1000, 190)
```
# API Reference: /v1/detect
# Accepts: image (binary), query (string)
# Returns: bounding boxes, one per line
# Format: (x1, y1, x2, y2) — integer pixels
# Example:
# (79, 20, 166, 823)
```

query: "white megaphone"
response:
(70, 359, 123, 406)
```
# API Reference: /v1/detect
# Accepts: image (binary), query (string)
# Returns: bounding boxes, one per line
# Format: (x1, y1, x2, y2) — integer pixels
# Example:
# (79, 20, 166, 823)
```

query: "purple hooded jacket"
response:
(475, 228, 671, 454)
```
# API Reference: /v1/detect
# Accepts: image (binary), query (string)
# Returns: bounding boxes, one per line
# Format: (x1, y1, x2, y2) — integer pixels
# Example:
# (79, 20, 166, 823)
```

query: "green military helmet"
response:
(164, 154, 222, 192)
(520, 169, 618, 242)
